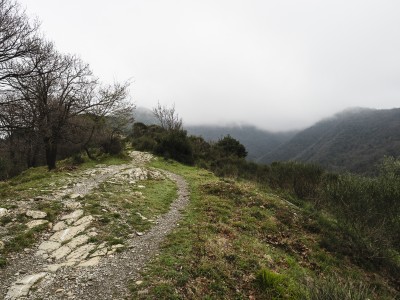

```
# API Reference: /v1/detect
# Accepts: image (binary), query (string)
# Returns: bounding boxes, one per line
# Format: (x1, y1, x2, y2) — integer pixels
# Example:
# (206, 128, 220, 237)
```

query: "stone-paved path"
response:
(1, 152, 189, 299)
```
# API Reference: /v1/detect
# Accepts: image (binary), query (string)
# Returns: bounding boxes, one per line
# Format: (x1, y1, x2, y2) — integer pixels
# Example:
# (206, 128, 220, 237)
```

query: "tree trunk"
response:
(44, 139, 57, 170)
(27, 142, 40, 168)
(84, 146, 95, 160)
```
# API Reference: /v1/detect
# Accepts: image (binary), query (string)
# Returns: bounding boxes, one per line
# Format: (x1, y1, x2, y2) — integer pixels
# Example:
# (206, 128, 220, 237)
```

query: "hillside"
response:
(259, 107, 400, 174)
(0, 151, 398, 299)
(186, 125, 297, 161)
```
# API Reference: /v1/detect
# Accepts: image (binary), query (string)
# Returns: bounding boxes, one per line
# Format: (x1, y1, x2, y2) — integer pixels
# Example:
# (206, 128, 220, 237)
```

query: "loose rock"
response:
(0, 208, 8, 217)
(26, 210, 47, 219)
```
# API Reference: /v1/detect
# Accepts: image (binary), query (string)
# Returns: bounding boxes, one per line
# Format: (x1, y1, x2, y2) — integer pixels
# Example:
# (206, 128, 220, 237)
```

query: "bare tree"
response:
(152, 102, 182, 131)
(2, 40, 131, 169)
(0, 0, 40, 85)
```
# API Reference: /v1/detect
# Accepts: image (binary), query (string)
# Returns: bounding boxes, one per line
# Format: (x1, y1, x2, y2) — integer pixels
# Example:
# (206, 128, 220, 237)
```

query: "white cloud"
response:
(19, 0, 400, 130)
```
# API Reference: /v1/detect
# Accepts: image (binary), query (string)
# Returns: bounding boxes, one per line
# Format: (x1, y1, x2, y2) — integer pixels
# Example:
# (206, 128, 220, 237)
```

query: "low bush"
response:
(102, 137, 123, 155)
(132, 135, 157, 152)
(154, 130, 194, 165)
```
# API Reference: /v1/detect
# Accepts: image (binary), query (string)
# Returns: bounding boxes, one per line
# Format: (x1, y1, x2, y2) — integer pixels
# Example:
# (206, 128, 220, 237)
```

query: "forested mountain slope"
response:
(260, 107, 400, 174)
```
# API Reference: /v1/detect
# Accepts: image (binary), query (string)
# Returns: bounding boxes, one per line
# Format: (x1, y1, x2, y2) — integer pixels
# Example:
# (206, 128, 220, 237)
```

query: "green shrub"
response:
(102, 137, 123, 155)
(154, 130, 194, 165)
(132, 135, 157, 152)
(71, 152, 85, 165)
(214, 135, 247, 158)
(266, 161, 324, 199)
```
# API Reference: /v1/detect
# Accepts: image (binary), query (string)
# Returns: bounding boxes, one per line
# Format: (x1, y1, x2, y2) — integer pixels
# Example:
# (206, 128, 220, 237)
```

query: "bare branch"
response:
(152, 102, 182, 131)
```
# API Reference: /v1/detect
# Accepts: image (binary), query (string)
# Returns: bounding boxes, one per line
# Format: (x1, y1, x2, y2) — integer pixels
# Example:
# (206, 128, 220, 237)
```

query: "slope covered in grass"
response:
(130, 159, 398, 299)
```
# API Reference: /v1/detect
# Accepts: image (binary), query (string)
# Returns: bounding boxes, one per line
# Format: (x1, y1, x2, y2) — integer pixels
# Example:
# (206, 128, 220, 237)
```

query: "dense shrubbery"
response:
(154, 130, 194, 164)
(319, 163, 400, 271)
(131, 122, 249, 167)
(245, 158, 400, 278)
(102, 137, 124, 155)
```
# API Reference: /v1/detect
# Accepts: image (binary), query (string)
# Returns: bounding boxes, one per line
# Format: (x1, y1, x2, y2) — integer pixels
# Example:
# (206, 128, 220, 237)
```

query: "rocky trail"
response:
(0, 152, 189, 299)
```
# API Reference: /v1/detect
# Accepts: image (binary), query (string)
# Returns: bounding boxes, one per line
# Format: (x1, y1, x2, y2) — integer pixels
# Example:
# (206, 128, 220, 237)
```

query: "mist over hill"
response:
(133, 107, 159, 125)
(186, 125, 297, 161)
(133, 106, 400, 174)
(132, 107, 297, 161)
(259, 107, 400, 174)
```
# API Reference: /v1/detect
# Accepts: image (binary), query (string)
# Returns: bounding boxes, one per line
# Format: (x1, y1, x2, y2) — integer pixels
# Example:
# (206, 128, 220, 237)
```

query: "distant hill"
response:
(259, 107, 400, 174)
(186, 125, 297, 161)
(133, 107, 297, 161)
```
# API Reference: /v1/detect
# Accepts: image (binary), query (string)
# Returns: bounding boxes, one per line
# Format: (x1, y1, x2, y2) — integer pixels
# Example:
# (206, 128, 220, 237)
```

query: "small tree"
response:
(214, 135, 247, 158)
(152, 102, 182, 131)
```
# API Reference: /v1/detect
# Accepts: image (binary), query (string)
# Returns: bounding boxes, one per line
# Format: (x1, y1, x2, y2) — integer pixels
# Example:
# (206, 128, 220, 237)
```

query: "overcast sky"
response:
(19, 0, 400, 131)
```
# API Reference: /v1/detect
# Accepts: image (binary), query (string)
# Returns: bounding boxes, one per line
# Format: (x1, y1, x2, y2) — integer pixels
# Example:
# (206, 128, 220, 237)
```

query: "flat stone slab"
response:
(66, 243, 96, 261)
(73, 215, 94, 226)
(78, 256, 101, 267)
(61, 209, 84, 223)
(6, 272, 47, 299)
(51, 245, 72, 260)
(26, 210, 47, 219)
(38, 241, 61, 253)
(49, 223, 88, 243)
(65, 234, 89, 250)
(26, 219, 48, 229)
(53, 221, 67, 232)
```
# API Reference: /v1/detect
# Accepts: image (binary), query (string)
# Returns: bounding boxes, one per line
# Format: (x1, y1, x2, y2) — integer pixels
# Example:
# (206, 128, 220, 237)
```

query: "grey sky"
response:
(19, 0, 400, 131)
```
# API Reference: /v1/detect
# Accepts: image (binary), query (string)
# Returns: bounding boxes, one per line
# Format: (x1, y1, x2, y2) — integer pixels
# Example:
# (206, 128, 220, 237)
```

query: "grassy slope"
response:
(130, 159, 398, 299)
(1, 153, 398, 298)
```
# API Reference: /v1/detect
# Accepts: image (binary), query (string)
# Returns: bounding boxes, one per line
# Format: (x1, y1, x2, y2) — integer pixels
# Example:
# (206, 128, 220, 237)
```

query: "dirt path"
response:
(1, 152, 189, 299)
